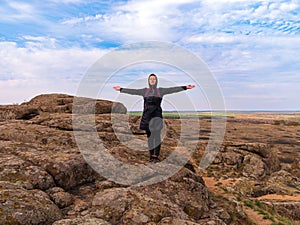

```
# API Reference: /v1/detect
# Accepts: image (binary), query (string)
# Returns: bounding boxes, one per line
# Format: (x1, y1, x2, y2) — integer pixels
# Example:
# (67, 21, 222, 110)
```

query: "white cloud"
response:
(22, 36, 58, 49)
(59, 0, 200, 43)
(280, 2, 299, 11)
(0, 1, 38, 22)
(1, 0, 300, 109)
(185, 34, 240, 44)
(48, 0, 87, 3)
(8, 1, 35, 14)
(45, 0, 300, 46)
(0, 41, 108, 104)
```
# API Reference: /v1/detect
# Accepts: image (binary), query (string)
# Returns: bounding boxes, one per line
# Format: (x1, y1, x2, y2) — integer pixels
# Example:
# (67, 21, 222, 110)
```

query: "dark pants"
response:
(146, 129, 161, 158)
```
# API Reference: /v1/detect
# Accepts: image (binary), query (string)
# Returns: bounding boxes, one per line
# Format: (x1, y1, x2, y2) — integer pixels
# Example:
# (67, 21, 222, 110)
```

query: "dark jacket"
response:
(120, 78, 187, 130)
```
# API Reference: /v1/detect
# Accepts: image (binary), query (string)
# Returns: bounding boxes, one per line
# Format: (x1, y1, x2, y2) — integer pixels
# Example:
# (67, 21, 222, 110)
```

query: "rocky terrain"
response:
(0, 94, 299, 225)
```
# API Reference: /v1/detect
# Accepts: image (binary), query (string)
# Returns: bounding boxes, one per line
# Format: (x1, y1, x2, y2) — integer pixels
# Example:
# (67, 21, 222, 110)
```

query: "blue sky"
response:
(0, 0, 300, 110)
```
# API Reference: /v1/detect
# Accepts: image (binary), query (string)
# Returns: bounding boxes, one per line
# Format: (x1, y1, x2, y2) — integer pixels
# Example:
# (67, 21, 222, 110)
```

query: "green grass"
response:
(273, 120, 300, 126)
(263, 214, 275, 222)
(128, 111, 229, 119)
(255, 200, 263, 208)
(276, 216, 294, 225)
(215, 182, 222, 187)
(243, 199, 295, 225)
(244, 200, 254, 209)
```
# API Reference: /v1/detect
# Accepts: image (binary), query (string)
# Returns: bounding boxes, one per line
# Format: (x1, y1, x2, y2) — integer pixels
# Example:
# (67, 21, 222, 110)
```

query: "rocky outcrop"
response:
(91, 168, 210, 224)
(272, 201, 300, 220)
(0, 94, 127, 121)
(0, 94, 299, 224)
(209, 142, 281, 180)
(0, 94, 220, 224)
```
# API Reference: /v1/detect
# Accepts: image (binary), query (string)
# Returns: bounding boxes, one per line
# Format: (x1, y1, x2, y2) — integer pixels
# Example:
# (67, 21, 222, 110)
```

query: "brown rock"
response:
(265, 201, 300, 221)
(0, 105, 39, 120)
(158, 217, 202, 225)
(0, 152, 55, 190)
(24, 94, 74, 114)
(92, 188, 133, 224)
(213, 142, 281, 180)
(24, 165, 56, 190)
(52, 216, 111, 225)
(92, 168, 211, 225)
(242, 155, 266, 179)
(50, 192, 74, 208)
(223, 152, 244, 167)
(71, 95, 127, 114)
(0, 94, 127, 121)
(47, 187, 74, 208)
(260, 170, 300, 196)
(44, 155, 98, 190)
(0, 183, 62, 224)
(3, 97, 298, 224)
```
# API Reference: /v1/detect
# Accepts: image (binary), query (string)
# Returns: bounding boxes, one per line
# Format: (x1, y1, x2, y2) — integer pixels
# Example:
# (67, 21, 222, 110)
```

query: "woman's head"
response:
(148, 74, 157, 87)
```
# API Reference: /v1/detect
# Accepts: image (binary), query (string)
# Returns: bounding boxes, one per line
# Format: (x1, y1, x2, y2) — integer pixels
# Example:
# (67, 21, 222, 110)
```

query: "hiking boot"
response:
(151, 155, 160, 163)
(149, 158, 154, 162)
(153, 158, 160, 163)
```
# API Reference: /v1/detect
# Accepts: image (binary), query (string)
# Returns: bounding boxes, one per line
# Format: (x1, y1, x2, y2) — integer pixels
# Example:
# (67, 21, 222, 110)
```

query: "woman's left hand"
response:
(186, 85, 195, 89)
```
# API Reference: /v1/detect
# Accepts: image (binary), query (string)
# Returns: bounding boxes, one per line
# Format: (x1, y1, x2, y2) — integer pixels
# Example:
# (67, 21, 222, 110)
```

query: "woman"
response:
(113, 74, 195, 162)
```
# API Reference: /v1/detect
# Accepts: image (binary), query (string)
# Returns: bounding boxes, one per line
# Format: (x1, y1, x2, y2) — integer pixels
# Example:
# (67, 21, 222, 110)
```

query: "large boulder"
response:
(0, 181, 62, 225)
(0, 111, 102, 191)
(44, 155, 98, 190)
(0, 152, 55, 190)
(91, 168, 212, 225)
(0, 94, 127, 121)
(242, 155, 266, 179)
(25, 94, 127, 114)
(212, 143, 281, 179)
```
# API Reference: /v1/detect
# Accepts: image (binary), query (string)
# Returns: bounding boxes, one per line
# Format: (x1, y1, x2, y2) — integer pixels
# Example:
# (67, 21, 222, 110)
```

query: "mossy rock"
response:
(0, 184, 62, 225)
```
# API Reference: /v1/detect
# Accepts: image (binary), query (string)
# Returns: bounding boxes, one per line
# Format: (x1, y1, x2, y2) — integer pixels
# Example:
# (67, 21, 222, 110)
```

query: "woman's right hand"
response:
(113, 86, 121, 91)
(186, 85, 195, 89)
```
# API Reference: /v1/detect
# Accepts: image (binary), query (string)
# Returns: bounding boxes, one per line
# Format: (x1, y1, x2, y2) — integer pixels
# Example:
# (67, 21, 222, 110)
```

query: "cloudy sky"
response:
(0, 0, 299, 110)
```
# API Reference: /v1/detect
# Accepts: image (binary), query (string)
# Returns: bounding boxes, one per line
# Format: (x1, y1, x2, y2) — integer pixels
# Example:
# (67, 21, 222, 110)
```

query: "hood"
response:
(148, 74, 158, 89)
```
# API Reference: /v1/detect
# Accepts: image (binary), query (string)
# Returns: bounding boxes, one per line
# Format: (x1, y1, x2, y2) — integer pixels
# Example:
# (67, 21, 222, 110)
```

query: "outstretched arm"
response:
(160, 85, 195, 96)
(113, 86, 145, 96)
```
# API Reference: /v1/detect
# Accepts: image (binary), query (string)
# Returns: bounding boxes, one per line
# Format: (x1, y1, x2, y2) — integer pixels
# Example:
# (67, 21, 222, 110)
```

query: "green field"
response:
(127, 111, 300, 119)
(127, 111, 230, 119)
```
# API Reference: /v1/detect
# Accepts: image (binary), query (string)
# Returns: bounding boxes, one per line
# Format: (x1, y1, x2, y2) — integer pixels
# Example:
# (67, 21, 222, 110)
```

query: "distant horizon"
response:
(128, 110, 300, 113)
(1, 92, 300, 112)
